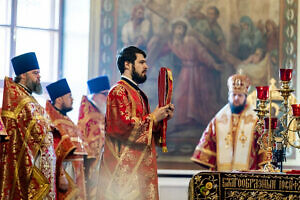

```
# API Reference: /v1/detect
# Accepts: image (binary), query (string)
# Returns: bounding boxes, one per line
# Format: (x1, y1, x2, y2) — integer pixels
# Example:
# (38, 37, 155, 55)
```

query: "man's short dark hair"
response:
(14, 75, 22, 83)
(117, 46, 146, 74)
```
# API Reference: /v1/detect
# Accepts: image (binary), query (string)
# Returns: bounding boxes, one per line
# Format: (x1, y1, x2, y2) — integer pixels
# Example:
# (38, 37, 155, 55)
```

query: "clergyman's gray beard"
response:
(27, 79, 43, 94)
(33, 83, 43, 94)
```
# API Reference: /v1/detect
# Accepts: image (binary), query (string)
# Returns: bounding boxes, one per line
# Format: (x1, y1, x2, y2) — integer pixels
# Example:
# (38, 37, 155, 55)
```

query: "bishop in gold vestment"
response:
(191, 74, 269, 171)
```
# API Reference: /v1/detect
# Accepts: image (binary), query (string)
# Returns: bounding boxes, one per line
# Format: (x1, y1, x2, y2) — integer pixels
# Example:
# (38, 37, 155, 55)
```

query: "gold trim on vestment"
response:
(53, 119, 74, 127)
(105, 137, 120, 160)
(78, 112, 101, 126)
(190, 157, 215, 168)
(63, 172, 80, 200)
(11, 116, 49, 200)
(105, 80, 152, 198)
(216, 104, 257, 171)
(197, 147, 217, 156)
(30, 167, 50, 200)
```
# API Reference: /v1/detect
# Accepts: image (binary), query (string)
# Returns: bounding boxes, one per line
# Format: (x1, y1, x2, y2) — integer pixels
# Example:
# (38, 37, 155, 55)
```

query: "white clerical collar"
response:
(121, 75, 138, 86)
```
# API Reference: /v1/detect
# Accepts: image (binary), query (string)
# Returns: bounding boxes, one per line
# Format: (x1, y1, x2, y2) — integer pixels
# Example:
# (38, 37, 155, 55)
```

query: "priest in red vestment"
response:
(46, 78, 87, 200)
(97, 46, 174, 200)
(191, 74, 269, 171)
(0, 52, 57, 199)
(77, 75, 110, 200)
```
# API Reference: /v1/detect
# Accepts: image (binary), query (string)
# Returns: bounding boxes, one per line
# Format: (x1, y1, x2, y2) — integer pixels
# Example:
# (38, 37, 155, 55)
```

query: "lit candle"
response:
(280, 69, 293, 81)
(291, 104, 300, 117)
(256, 86, 269, 100)
(264, 117, 278, 129)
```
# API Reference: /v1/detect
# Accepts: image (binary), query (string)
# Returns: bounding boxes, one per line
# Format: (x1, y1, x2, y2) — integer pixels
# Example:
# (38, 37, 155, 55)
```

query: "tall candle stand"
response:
(254, 69, 300, 172)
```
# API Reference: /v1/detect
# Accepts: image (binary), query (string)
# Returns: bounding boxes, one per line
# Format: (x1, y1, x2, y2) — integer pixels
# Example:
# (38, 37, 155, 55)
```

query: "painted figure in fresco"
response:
(46, 79, 88, 200)
(97, 46, 174, 200)
(191, 74, 269, 171)
(192, 6, 226, 50)
(184, 0, 206, 28)
(0, 52, 58, 199)
(147, 18, 222, 129)
(77, 75, 110, 200)
(121, 4, 152, 51)
(237, 16, 264, 60)
(264, 19, 279, 79)
(169, 19, 222, 128)
(237, 48, 271, 86)
(264, 19, 279, 53)
(185, 3, 229, 105)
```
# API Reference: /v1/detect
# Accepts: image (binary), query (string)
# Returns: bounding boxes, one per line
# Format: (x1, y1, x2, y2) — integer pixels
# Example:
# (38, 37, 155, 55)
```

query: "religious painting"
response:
(99, 0, 298, 169)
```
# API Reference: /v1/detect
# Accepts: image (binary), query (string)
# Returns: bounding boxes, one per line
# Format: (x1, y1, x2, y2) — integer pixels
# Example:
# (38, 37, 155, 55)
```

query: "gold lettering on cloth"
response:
(222, 178, 277, 190)
(222, 178, 237, 188)
(279, 180, 300, 191)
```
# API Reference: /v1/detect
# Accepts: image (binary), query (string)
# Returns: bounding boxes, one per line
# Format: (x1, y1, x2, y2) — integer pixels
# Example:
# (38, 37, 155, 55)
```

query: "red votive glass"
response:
(291, 104, 300, 117)
(264, 117, 278, 129)
(256, 86, 269, 100)
(280, 69, 293, 81)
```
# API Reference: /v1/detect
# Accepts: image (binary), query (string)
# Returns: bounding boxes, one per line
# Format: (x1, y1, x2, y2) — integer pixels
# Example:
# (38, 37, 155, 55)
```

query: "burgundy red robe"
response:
(0, 77, 56, 199)
(52, 129, 78, 199)
(98, 78, 162, 200)
(77, 96, 105, 199)
(46, 100, 87, 200)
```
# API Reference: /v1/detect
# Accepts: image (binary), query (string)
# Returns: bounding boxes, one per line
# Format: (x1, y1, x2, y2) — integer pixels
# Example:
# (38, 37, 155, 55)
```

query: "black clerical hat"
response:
(46, 78, 71, 102)
(11, 52, 40, 76)
(87, 75, 110, 94)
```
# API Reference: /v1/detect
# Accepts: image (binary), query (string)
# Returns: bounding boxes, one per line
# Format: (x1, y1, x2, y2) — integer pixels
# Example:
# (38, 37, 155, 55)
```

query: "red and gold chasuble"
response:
(52, 129, 78, 199)
(191, 104, 269, 171)
(0, 115, 8, 142)
(98, 79, 161, 200)
(77, 96, 105, 200)
(0, 77, 56, 200)
(45, 101, 87, 200)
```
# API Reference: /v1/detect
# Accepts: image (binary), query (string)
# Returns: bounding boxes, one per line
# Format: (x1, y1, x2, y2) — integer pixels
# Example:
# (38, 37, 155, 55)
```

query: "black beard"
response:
(132, 64, 147, 84)
(229, 100, 247, 114)
(59, 107, 72, 116)
(61, 103, 73, 114)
